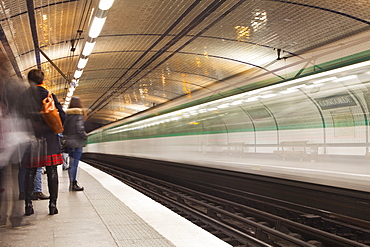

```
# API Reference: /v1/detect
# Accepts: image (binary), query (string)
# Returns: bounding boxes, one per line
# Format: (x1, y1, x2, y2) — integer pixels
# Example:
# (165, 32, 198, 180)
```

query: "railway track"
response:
(82, 156, 370, 247)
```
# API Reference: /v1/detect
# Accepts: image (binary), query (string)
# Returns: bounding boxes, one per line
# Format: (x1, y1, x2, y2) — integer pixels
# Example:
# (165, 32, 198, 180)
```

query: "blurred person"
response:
(63, 97, 87, 191)
(0, 72, 30, 169)
(17, 69, 66, 216)
(0, 56, 32, 227)
(0, 100, 12, 226)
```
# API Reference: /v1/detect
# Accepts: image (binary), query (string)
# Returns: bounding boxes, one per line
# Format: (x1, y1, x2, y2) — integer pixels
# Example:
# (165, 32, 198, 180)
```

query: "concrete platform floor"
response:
(0, 162, 230, 247)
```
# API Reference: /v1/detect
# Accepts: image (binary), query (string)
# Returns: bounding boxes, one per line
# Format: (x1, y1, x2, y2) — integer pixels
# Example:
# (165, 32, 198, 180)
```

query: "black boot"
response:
(49, 202, 58, 215)
(25, 202, 34, 216)
(46, 166, 59, 215)
(24, 168, 36, 216)
(70, 181, 84, 191)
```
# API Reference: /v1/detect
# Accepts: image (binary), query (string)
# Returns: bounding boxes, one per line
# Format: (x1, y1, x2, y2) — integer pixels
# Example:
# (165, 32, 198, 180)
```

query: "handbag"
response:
(40, 93, 64, 134)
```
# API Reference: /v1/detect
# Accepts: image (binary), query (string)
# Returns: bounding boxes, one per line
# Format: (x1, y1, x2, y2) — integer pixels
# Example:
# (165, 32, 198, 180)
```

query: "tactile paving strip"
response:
(79, 168, 175, 247)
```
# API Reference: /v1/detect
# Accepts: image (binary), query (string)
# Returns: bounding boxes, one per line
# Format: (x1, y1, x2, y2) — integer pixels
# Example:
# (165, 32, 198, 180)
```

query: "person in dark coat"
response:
(18, 69, 66, 216)
(63, 97, 87, 191)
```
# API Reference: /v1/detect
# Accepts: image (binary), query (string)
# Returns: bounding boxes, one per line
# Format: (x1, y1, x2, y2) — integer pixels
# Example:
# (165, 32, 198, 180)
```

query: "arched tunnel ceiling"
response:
(0, 0, 369, 130)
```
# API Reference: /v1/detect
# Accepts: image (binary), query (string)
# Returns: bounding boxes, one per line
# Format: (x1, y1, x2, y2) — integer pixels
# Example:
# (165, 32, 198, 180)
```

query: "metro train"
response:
(85, 59, 370, 192)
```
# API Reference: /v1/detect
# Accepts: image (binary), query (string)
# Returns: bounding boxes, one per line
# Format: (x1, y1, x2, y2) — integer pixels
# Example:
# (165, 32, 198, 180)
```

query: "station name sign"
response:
(314, 93, 357, 110)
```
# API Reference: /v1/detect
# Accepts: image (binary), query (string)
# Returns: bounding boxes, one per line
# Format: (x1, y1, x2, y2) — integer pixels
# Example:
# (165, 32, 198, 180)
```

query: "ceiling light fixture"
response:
(77, 58, 89, 69)
(64, 0, 115, 109)
(82, 41, 96, 56)
(88, 17, 107, 38)
(99, 0, 115, 10)
(74, 70, 83, 79)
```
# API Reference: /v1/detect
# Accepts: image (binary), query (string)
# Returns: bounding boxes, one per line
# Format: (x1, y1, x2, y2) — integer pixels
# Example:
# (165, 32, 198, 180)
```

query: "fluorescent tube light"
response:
(89, 17, 106, 38)
(77, 58, 89, 69)
(82, 41, 96, 56)
(99, 0, 115, 10)
(74, 70, 83, 79)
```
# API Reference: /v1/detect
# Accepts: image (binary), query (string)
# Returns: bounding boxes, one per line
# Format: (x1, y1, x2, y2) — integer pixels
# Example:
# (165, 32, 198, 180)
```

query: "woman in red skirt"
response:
(19, 69, 66, 215)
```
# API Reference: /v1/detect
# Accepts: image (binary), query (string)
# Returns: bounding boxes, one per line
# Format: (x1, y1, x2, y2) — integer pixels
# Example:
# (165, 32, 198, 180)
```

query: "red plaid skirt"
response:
(25, 153, 64, 168)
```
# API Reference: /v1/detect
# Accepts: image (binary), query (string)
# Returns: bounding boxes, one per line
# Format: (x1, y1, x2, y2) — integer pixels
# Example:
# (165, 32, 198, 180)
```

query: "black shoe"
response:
(70, 181, 84, 191)
(32, 192, 50, 200)
(25, 203, 34, 216)
(19, 192, 25, 200)
(49, 203, 58, 215)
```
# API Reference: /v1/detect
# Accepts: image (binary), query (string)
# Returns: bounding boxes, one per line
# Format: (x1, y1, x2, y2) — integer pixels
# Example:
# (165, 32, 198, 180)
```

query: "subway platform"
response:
(0, 162, 230, 247)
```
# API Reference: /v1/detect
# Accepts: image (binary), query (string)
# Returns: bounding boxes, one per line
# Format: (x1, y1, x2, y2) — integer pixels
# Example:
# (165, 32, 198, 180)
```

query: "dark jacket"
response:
(63, 108, 87, 148)
(18, 85, 66, 155)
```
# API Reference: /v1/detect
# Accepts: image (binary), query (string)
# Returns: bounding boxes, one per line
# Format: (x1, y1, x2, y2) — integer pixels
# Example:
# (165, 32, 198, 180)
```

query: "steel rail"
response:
(193, 182, 370, 239)
(83, 158, 370, 247)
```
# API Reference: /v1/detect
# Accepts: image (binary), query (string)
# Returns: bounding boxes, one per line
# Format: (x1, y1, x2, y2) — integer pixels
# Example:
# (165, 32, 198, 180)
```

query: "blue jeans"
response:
(62, 152, 69, 169)
(67, 148, 82, 182)
(33, 167, 43, 192)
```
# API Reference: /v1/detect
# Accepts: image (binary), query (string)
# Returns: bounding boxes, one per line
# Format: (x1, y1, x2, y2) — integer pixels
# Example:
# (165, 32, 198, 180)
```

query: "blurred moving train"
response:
(85, 58, 370, 193)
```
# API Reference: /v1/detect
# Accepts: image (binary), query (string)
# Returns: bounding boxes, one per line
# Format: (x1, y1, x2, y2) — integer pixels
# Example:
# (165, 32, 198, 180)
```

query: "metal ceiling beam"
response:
(0, 25, 22, 78)
(39, 48, 70, 82)
(26, 0, 70, 84)
(26, 0, 41, 69)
